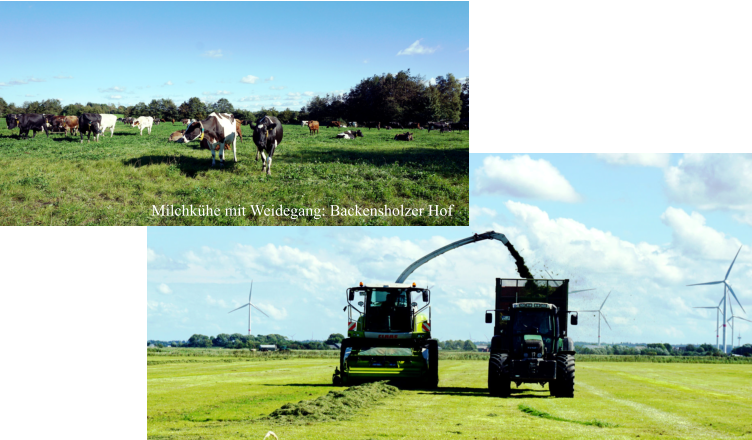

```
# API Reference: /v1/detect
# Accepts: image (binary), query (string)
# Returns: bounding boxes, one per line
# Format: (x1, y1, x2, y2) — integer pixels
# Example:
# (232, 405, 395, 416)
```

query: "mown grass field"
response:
(148, 351, 752, 439)
(0, 120, 468, 225)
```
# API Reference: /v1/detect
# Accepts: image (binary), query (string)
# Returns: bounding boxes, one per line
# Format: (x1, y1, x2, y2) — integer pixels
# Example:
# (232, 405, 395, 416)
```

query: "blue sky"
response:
(1, 1, 469, 111)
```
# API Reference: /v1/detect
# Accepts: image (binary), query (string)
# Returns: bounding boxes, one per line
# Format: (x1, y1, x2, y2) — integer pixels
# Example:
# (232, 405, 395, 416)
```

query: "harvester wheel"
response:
(338, 339, 351, 385)
(553, 354, 575, 398)
(488, 353, 510, 397)
(424, 339, 439, 388)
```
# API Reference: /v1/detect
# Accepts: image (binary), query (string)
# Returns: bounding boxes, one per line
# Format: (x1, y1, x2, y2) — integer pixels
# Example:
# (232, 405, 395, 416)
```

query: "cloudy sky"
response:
(2, 1, 468, 111)
(149, 154, 750, 346)
(470, 153, 752, 346)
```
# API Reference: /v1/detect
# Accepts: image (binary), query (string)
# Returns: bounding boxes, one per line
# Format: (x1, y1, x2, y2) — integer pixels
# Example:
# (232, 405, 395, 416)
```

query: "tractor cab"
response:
(509, 303, 558, 359)
(346, 283, 431, 337)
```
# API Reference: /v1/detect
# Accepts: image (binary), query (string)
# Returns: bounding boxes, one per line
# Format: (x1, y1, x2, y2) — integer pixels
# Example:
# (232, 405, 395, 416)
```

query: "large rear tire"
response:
(553, 354, 575, 398)
(425, 339, 439, 388)
(488, 353, 511, 397)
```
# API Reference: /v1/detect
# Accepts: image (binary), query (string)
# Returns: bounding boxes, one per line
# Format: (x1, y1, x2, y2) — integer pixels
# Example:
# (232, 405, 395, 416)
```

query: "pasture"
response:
(0, 120, 468, 225)
(148, 350, 752, 439)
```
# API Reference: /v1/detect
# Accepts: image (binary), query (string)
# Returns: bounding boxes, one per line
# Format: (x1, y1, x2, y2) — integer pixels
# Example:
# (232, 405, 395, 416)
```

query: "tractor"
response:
(332, 282, 438, 387)
(485, 278, 578, 397)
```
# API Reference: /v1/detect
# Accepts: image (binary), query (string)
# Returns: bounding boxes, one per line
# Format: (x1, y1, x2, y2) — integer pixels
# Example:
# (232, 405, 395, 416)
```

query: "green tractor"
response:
(332, 282, 438, 387)
(485, 278, 579, 397)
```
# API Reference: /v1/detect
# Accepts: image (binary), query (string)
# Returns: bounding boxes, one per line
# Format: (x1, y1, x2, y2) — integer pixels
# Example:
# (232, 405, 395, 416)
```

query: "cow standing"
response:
(176, 112, 237, 167)
(252, 115, 284, 176)
(63, 116, 79, 136)
(131, 116, 154, 135)
(6, 114, 49, 139)
(79, 113, 117, 142)
(235, 119, 243, 142)
(308, 121, 319, 135)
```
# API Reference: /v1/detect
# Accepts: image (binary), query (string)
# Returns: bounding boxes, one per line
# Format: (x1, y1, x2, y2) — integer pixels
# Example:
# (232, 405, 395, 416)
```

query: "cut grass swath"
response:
(518, 404, 617, 428)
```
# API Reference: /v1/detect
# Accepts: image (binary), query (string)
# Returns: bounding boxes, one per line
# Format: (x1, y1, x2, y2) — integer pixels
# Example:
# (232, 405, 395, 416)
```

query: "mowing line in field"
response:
(576, 381, 730, 438)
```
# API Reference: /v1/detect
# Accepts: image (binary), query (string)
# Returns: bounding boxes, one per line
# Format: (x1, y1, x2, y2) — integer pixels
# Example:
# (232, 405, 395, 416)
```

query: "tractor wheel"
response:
(425, 339, 439, 388)
(488, 353, 511, 397)
(553, 354, 575, 398)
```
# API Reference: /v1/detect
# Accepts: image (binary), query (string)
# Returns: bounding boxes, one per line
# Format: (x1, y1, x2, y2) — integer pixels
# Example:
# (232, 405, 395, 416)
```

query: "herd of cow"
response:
(4, 112, 466, 175)
(302, 120, 466, 133)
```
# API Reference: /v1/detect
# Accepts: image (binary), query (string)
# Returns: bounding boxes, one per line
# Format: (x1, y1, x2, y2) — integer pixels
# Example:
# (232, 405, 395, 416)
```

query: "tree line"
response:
(302, 70, 468, 124)
(576, 342, 752, 356)
(2, 70, 468, 125)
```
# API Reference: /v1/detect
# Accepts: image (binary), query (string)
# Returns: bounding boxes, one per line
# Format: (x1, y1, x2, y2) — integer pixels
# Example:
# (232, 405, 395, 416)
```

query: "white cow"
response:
(131, 116, 154, 135)
(176, 113, 237, 167)
(301, 120, 309, 126)
(95, 114, 118, 141)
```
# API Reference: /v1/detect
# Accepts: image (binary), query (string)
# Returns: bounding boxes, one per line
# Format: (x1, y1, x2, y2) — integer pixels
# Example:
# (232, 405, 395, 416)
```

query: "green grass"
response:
(0, 121, 468, 225)
(148, 353, 752, 439)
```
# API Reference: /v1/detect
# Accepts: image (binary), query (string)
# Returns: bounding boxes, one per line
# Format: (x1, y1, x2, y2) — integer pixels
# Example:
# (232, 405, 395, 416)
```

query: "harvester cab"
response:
(332, 282, 439, 387)
(485, 278, 578, 398)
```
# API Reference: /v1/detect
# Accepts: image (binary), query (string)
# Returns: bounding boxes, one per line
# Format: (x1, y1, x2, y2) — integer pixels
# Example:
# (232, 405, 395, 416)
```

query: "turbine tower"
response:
(693, 299, 722, 350)
(580, 290, 613, 346)
(726, 315, 752, 353)
(229, 280, 269, 336)
(687, 246, 745, 354)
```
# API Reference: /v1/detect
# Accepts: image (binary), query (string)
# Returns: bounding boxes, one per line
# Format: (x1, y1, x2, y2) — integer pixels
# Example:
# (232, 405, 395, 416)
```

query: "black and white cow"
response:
(336, 130, 363, 139)
(176, 112, 237, 167)
(6, 114, 49, 139)
(79, 113, 102, 143)
(252, 115, 284, 176)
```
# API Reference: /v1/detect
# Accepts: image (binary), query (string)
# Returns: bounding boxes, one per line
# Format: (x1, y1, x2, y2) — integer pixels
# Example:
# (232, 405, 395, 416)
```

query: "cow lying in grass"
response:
(394, 132, 414, 141)
(168, 130, 185, 142)
(336, 130, 363, 139)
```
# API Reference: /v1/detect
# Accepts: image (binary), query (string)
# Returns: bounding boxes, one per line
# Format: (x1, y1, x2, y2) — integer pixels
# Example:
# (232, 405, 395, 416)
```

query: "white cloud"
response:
(469, 206, 497, 222)
(110, 95, 122, 99)
(54, 75, 73, 79)
(303, 91, 314, 96)
(241, 75, 259, 84)
(202, 49, 223, 58)
(202, 90, 232, 96)
(158, 283, 173, 294)
(206, 295, 227, 308)
(264, 76, 274, 82)
(363, 59, 369, 64)
(665, 154, 752, 211)
(255, 302, 288, 320)
(660, 207, 742, 260)
(270, 86, 285, 90)
(25, 94, 34, 97)
(186, 80, 195, 84)
(100, 86, 126, 93)
(397, 39, 439, 55)
(0, 82, 8, 87)
(164, 80, 173, 86)
(452, 298, 490, 314)
(10, 80, 28, 85)
(29, 77, 44, 82)
(474, 155, 581, 202)
(594, 153, 671, 168)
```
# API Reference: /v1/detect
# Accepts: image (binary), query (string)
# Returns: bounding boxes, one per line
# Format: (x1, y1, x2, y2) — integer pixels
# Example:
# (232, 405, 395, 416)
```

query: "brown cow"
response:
(394, 132, 414, 141)
(46, 115, 66, 134)
(328, 121, 341, 128)
(235, 119, 243, 142)
(308, 120, 319, 135)
(63, 116, 79, 136)
(168, 130, 185, 142)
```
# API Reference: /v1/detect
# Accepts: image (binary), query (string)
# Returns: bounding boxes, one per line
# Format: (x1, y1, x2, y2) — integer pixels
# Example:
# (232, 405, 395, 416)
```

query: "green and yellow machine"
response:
(332, 231, 516, 388)
(332, 282, 437, 387)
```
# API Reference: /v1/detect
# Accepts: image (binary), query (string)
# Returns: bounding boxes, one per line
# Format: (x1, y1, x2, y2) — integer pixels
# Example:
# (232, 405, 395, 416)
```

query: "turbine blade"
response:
(570, 288, 596, 294)
(692, 306, 718, 309)
(249, 280, 253, 302)
(737, 317, 752, 324)
(725, 246, 742, 281)
(601, 312, 612, 330)
(249, 302, 270, 318)
(687, 281, 723, 286)
(600, 290, 612, 311)
(718, 296, 724, 308)
(229, 303, 249, 313)
(726, 283, 746, 315)
(579, 310, 599, 313)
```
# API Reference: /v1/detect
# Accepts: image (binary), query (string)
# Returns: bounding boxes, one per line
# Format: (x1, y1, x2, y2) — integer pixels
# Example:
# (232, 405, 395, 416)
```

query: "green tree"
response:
(325, 333, 345, 345)
(188, 334, 212, 347)
(210, 98, 234, 114)
(179, 97, 208, 120)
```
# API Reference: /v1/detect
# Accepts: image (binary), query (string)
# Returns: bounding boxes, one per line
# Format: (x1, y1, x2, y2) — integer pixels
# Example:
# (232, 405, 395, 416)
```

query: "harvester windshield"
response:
(365, 289, 412, 332)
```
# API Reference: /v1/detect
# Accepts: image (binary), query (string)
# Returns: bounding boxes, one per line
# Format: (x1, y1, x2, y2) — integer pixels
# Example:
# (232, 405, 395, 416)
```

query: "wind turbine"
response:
(687, 246, 745, 354)
(726, 315, 752, 353)
(580, 290, 613, 346)
(693, 298, 723, 350)
(229, 280, 269, 336)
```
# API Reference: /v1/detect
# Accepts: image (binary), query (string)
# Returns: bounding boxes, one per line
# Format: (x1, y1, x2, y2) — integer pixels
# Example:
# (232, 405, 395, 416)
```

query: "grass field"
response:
(148, 352, 752, 439)
(0, 120, 468, 225)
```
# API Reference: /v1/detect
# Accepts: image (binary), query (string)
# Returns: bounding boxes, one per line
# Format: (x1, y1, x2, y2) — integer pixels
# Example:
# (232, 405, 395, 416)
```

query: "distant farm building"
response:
(259, 345, 277, 352)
